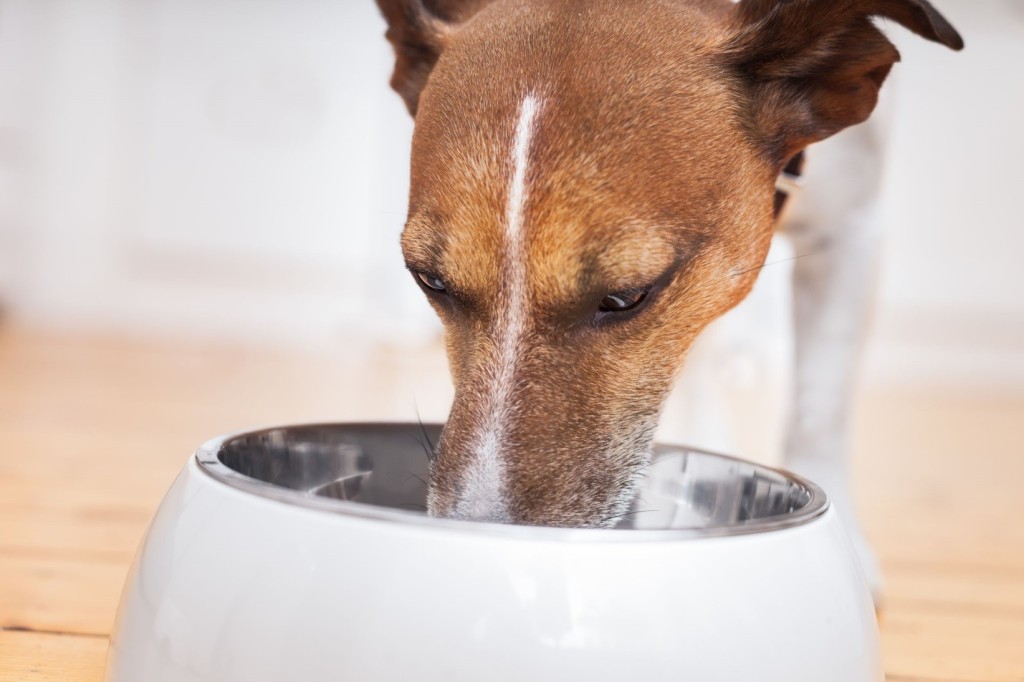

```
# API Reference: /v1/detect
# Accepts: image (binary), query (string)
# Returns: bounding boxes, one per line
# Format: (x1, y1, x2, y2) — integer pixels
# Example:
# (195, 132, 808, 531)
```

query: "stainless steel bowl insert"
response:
(197, 423, 827, 537)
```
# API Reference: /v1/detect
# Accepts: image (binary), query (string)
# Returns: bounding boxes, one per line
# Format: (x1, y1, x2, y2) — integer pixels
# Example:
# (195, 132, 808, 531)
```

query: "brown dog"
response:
(375, 0, 962, 529)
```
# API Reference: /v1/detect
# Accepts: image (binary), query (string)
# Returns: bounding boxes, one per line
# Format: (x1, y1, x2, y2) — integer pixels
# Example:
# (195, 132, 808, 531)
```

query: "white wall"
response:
(0, 0, 435, 348)
(868, 1, 1024, 394)
(0, 0, 1020, 394)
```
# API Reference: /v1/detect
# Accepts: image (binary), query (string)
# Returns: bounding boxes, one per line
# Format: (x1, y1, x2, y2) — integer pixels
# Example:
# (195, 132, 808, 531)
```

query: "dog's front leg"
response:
(782, 104, 895, 605)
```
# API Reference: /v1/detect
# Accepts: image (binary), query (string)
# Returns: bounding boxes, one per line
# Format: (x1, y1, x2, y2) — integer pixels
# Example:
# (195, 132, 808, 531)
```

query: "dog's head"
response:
(377, 0, 961, 526)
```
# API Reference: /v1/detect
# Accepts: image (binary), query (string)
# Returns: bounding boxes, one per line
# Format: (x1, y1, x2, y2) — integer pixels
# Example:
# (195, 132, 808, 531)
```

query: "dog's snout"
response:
(427, 473, 524, 526)
(449, 493, 513, 524)
(440, 473, 515, 524)
(427, 423, 647, 529)
(425, 428, 527, 525)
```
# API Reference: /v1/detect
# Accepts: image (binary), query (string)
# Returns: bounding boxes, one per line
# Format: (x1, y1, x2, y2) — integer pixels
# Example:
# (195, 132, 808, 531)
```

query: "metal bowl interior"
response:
(196, 423, 827, 538)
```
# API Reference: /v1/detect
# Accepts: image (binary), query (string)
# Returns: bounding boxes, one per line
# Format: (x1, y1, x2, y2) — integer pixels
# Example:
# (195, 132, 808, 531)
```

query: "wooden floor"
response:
(0, 327, 1022, 681)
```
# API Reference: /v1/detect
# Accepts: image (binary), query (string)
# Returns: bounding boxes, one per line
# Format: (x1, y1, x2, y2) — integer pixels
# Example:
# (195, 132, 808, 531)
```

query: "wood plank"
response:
(0, 630, 107, 682)
(0, 556, 128, 636)
(2, 328, 1024, 681)
(883, 561, 1024, 618)
(882, 607, 1024, 682)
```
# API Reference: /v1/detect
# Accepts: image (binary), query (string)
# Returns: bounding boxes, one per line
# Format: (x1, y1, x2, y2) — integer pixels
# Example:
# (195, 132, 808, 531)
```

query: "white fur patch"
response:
(455, 94, 541, 522)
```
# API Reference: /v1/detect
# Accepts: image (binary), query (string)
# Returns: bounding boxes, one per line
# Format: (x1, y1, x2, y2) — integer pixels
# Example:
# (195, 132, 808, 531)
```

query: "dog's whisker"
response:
(631, 460, 657, 474)
(731, 247, 829, 277)
(602, 508, 659, 525)
(403, 431, 437, 464)
(413, 401, 438, 463)
(406, 473, 430, 489)
(402, 404, 438, 465)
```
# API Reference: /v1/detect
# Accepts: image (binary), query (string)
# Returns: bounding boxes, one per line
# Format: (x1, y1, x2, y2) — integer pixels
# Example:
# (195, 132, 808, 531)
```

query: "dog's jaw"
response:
(448, 94, 543, 523)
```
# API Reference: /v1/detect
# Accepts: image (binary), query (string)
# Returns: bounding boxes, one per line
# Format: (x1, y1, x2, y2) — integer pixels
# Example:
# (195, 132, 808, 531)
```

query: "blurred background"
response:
(0, 1, 1021, 438)
(0, 1, 1022, 678)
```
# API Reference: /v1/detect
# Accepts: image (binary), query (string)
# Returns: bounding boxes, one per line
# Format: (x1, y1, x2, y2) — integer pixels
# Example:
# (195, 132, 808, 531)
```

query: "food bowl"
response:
(106, 423, 881, 682)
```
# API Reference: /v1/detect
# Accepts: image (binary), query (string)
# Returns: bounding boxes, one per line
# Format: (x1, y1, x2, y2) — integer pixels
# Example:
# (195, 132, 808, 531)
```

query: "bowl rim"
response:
(195, 422, 830, 542)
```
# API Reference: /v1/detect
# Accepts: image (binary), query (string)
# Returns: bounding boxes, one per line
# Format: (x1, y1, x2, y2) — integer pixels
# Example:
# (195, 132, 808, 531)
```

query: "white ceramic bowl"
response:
(106, 423, 880, 682)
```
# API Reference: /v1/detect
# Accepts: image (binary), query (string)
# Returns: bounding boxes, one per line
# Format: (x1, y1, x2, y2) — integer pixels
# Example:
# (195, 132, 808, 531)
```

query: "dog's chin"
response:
(425, 506, 625, 529)
(425, 484, 640, 529)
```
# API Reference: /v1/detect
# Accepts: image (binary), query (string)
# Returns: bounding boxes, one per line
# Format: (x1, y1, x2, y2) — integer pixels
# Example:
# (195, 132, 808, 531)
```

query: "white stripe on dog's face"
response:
(454, 94, 541, 522)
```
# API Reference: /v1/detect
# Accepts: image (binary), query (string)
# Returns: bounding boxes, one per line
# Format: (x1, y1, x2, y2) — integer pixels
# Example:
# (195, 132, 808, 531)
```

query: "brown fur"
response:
(376, 0, 962, 526)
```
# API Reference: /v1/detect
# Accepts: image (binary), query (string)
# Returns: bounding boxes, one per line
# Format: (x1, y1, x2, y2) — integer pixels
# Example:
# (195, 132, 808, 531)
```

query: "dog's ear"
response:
(726, 0, 963, 163)
(376, 0, 494, 116)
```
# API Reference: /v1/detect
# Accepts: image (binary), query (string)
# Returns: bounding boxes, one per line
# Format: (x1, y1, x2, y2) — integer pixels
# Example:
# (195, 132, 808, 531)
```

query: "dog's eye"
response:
(415, 271, 447, 293)
(599, 289, 649, 313)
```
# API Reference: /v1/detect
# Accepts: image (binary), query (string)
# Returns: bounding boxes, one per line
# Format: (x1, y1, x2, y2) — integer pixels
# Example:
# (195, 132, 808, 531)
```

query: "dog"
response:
(375, 0, 962, 598)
